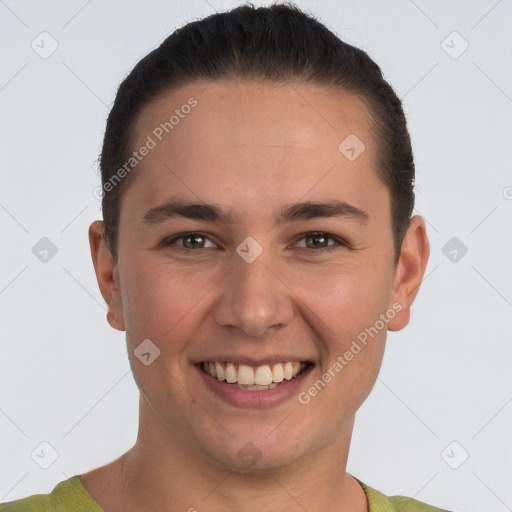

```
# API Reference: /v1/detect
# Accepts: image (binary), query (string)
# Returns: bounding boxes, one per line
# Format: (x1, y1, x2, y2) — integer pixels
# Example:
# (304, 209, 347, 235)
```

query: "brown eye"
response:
(305, 233, 329, 249)
(163, 232, 216, 250)
(295, 232, 345, 252)
(182, 234, 206, 249)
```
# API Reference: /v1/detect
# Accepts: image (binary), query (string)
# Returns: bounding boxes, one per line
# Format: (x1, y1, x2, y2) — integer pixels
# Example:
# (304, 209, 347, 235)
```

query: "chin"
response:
(198, 428, 309, 474)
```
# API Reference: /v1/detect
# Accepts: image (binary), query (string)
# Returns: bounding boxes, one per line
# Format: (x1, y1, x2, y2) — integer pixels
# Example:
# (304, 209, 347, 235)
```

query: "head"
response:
(89, 3, 429, 472)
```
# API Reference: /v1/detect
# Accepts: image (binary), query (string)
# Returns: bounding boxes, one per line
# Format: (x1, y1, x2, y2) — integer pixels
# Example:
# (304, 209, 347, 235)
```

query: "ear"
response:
(387, 215, 430, 331)
(88, 220, 125, 331)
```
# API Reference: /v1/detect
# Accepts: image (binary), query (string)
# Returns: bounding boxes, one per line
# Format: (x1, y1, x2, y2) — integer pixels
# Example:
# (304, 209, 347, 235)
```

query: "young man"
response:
(0, 4, 451, 511)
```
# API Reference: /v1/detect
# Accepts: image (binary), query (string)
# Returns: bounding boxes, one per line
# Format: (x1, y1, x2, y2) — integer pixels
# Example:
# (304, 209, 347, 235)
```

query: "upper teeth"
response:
(201, 361, 306, 385)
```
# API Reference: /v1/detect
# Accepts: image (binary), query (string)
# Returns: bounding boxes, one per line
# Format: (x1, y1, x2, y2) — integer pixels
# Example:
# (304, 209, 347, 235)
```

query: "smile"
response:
(199, 361, 311, 390)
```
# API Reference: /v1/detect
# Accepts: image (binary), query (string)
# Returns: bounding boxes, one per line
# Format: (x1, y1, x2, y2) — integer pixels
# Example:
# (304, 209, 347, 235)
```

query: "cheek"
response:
(293, 261, 392, 340)
(292, 263, 390, 395)
(120, 260, 206, 349)
(119, 263, 205, 403)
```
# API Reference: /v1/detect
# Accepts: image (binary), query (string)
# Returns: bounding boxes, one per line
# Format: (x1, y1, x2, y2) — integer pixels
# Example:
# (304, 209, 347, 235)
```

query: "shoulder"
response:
(356, 478, 454, 512)
(0, 476, 103, 512)
(0, 494, 46, 512)
(388, 495, 453, 511)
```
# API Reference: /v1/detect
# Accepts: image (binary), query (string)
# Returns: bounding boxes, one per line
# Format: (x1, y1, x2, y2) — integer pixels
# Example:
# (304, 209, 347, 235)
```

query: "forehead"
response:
(134, 79, 373, 156)
(124, 80, 384, 222)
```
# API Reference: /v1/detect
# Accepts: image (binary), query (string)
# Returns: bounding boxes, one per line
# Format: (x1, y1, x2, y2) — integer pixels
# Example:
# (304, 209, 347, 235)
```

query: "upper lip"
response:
(194, 355, 315, 366)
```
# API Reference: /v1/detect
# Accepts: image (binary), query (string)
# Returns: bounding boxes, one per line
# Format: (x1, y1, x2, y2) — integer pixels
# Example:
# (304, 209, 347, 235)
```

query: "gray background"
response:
(1, 1, 511, 511)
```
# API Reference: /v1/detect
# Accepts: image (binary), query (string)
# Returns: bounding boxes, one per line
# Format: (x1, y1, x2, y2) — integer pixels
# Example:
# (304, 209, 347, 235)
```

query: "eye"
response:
(162, 232, 217, 250)
(294, 231, 346, 252)
(161, 231, 346, 253)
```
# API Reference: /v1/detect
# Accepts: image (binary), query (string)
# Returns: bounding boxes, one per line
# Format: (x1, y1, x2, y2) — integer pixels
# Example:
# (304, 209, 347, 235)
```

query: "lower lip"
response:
(196, 364, 313, 408)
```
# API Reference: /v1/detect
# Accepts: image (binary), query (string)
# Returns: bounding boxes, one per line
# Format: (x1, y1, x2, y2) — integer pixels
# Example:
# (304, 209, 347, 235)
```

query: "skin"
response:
(86, 80, 429, 512)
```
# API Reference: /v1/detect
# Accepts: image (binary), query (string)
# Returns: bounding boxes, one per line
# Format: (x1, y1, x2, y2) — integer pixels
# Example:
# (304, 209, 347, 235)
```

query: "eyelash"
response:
(161, 231, 347, 253)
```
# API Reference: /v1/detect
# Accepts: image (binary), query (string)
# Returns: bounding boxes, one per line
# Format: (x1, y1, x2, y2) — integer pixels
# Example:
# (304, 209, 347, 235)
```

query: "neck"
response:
(84, 396, 368, 512)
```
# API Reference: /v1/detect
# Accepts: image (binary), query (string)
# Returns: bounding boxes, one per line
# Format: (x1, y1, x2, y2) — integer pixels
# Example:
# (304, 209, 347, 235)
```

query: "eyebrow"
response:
(139, 196, 369, 227)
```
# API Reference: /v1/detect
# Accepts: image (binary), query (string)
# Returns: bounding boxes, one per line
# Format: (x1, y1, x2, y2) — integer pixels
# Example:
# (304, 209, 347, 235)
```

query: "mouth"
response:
(198, 360, 313, 391)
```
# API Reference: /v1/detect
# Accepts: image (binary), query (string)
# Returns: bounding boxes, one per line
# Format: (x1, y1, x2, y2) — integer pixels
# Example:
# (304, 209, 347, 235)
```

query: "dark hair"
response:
(99, 2, 414, 263)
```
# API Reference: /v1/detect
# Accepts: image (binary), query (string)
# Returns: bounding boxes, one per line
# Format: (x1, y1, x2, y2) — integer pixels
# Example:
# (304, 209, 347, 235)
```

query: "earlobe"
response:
(88, 220, 126, 332)
(387, 215, 430, 332)
(106, 311, 124, 331)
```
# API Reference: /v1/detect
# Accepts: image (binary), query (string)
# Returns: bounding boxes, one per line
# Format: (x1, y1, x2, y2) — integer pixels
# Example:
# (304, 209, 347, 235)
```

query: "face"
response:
(91, 80, 428, 472)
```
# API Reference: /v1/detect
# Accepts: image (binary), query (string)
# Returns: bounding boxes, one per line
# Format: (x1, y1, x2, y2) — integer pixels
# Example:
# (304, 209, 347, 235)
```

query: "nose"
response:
(214, 247, 294, 338)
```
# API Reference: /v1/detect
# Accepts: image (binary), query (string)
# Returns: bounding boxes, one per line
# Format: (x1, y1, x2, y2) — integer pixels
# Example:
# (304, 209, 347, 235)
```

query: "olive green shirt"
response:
(0, 475, 452, 511)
